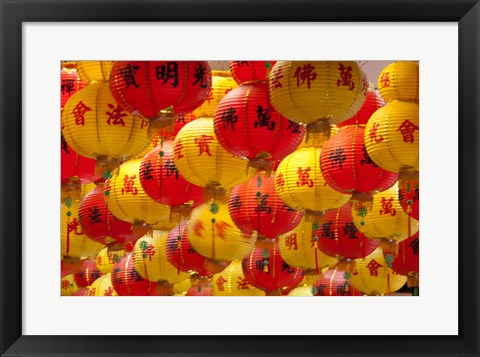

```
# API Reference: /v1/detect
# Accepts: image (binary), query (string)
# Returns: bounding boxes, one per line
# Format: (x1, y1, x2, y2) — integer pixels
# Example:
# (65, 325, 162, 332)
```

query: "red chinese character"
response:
(366, 259, 383, 276)
(294, 64, 317, 89)
(71, 101, 92, 126)
(379, 197, 397, 216)
(96, 256, 103, 266)
(107, 254, 116, 264)
(195, 135, 214, 156)
(215, 221, 232, 240)
(61, 280, 70, 289)
(88, 288, 96, 296)
(121, 175, 138, 195)
(270, 66, 284, 90)
(275, 172, 285, 192)
(216, 276, 227, 291)
(397, 119, 419, 143)
(296, 167, 314, 188)
(369, 123, 384, 144)
(67, 218, 83, 241)
(285, 233, 298, 250)
(104, 286, 114, 296)
(140, 117, 148, 129)
(337, 63, 355, 90)
(106, 103, 127, 126)
(205, 90, 214, 104)
(174, 139, 184, 159)
(237, 277, 250, 290)
(193, 221, 205, 237)
(379, 72, 390, 88)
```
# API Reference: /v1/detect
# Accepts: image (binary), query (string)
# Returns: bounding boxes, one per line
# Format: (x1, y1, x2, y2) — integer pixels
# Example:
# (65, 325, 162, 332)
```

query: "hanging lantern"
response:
(76, 61, 113, 83)
(61, 81, 152, 172)
(398, 169, 419, 220)
(132, 230, 190, 283)
(351, 183, 419, 251)
(73, 259, 102, 287)
(242, 238, 304, 295)
(320, 126, 398, 197)
(214, 81, 305, 171)
(193, 70, 238, 118)
(212, 260, 265, 296)
(269, 61, 367, 145)
(96, 247, 125, 274)
(278, 217, 338, 274)
(166, 221, 229, 277)
(229, 172, 303, 239)
(187, 200, 257, 262)
(61, 134, 98, 185)
(110, 61, 212, 131)
(229, 61, 276, 84)
(349, 248, 407, 295)
(364, 100, 419, 173)
(105, 159, 172, 231)
(139, 139, 204, 221)
(87, 273, 118, 296)
(61, 66, 85, 109)
(383, 232, 419, 289)
(61, 274, 80, 296)
(377, 61, 419, 103)
(313, 268, 362, 296)
(111, 253, 158, 296)
(173, 117, 253, 200)
(275, 147, 351, 221)
(337, 85, 385, 127)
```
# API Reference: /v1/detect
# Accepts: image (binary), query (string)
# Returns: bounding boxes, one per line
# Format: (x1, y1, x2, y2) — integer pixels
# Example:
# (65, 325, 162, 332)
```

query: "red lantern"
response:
(384, 232, 419, 277)
(61, 67, 85, 109)
(320, 126, 398, 196)
(186, 278, 213, 296)
(314, 202, 379, 263)
(111, 253, 158, 296)
(73, 259, 102, 287)
(229, 61, 276, 84)
(139, 139, 204, 219)
(61, 135, 98, 185)
(78, 183, 148, 246)
(109, 61, 212, 129)
(229, 173, 303, 238)
(214, 81, 305, 171)
(73, 287, 90, 296)
(398, 170, 419, 220)
(242, 239, 303, 295)
(313, 268, 362, 296)
(166, 221, 229, 277)
(61, 257, 82, 277)
(337, 86, 384, 127)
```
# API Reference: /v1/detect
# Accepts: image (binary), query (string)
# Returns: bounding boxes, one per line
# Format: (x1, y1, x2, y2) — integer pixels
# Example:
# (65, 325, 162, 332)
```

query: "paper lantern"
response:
(172, 278, 193, 295)
(111, 253, 158, 296)
(242, 238, 304, 295)
(96, 247, 125, 274)
(186, 278, 214, 296)
(229, 172, 303, 238)
(187, 200, 257, 262)
(61, 135, 98, 185)
(110, 61, 212, 130)
(132, 230, 190, 283)
(61, 274, 79, 296)
(166, 221, 229, 277)
(383, 232, 419, 287)
(73, 259, 102, 287)
(279, 217, 338, 273)
(351, 183, 419, 248)
(73, 287, 90, 296)
(139, 139, 204, 219)
(337, 85, 385, 127)
(61, 67, 85, 109)
(76, 61, 113, 83)
(87, 273, 118, 296)
(173, 117, 253, 199)
(313, 268, 362, 296)
(275, 147, 351, 218)
(398, 169, 419, 220)
(212, 260, 265, 296)
(365, 100, 419, 173)
(214, 81, 305, 170)
(320, 126, 398, 195)
(105, 159, 172, 228)
(229, 61, 276, 84)
(193, 70, 238, 118)
(61, 81, 151, 170)
(377, 61, 419, 102)
(349, 248, 407, 295)
(287, 286, 316, 296)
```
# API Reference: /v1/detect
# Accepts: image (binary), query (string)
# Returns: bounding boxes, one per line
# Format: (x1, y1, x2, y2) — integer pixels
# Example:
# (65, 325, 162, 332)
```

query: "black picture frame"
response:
(1, 0, 479, 356)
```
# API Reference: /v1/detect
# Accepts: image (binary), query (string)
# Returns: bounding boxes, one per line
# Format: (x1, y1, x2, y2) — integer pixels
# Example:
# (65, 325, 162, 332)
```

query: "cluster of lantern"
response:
(60, 60, 419, 297)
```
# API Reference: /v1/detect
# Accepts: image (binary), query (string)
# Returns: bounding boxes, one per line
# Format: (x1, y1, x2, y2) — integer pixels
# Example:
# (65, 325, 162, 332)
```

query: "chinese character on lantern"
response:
(106, 103, 127, 126)
(193, 221, 205, 237)
(194, 135, 214, 156)
(140, 241, 155, 261)
(294, 63, 317, 89)
(342, 222, 358, 239)
(67, 218, 83, 241)
(88, 206, 103, 224)
(142, 161, 154, 180)
(316, 283, 327, 296)
(337, 63, 355, 90)
(164, 159, 179, 180)
(336, 281, 350, 296)
(296, 167, 314, 188)
(254, 194, 272, 214)
(104, 287, 114, 296)
(220, 107, 239, 131)
(379, 197, 397, 216)
(320, 221, 335, 241)
(175, 139, 184, 159)
(129, 269, 143, 282)
(156, 62, 179, 87)
(285, 233, 298, 250)
(329, 148, 347, 170)
(205, 90, 214, 104)
(369, 123, 384, 144)
(360, 146, 378, 167)
(397, 119, 419, 143)
(120, 64, 140, 89)
(280, 261, 294, 274)
(287, 120, 302, 134)
(192, 63, 208, 88)
(270, 66, 283, 90)
(379, 72, 390, 87)
(121, 175, 138, 195)
(254, 105, 275, 131)
(237, 277, 250, 290)
(71, 101, 92, 126)
(214, 221, 232, 240)
(215, 276, 227, 291)
(61, 135, 69, 154)
(366, 259, 383, 276)
(61, 79, 75, 96)
(275, 172, 285, 192)
(230, 195, 242, 212)
(409, 238, 419, 255)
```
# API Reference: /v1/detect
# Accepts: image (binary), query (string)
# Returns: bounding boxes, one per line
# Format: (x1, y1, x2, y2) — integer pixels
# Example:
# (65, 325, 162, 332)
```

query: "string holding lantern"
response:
(111, 253, 158, 296)
(313, 268, 362, 296)
(76, 61, 114, 83)
(229, 61, 276, 84)
(61, 65, 85, 109)
(212, 260, 265, 296)
(110, 61, 212, 133)
(87, 273, 118, 296)
(337, 84, 385, 127)
(377, 61, 419, 103)
(73, 259, 102, 287)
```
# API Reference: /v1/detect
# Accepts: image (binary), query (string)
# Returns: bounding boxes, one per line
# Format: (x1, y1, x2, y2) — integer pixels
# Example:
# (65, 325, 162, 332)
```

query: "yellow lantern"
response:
(212, 260, 265, 296)
(61, 81, 151, 171)
(61, 274, 79, 296)
(173, 117, 253, 199)
(172, 277, 193, 295)
(105, 159, 171, 227)
(133, 230, 190, 283)
(187, 200, 257, 262)
(275, 147, 351, 218)
(193, 70, 238, 118)
(61, 199, 105, 259)
(364, 100, 419, 173)
(287, 286, 316, 296)
(76, 61, 113, 83)
(351, 183, 419, 249)
(349, 248, 407, 295)
(279, 217, 338, 274)
(95, 247, 125, 274)
(87, 273, 118, 296)
(377, 61, 419, 103)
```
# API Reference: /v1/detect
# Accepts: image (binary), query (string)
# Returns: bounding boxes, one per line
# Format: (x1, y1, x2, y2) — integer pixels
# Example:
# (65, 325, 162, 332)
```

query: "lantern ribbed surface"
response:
(61, 135, 98, 185)
(365, 100, 419, 173)
(61, 274, 80, 296)
(96, 247, 125, 274)
(337, 86, 385, 127)
(377, 61, 419, 102)
(269, 61, 367, 125)
(212, 260, 265, 296)
(398, 170, 419, 220)
(88, 273, 118, 296)
(320, 126, 398, 194)
(384, 232, 419, 276)
(111, 253, 158, 296)
(229, 61, 276, 84)
(313, 268, 362, 296)
(73, 259, 102, 287)
(76, 61, 113, 83)
(61, 68, 85, 109)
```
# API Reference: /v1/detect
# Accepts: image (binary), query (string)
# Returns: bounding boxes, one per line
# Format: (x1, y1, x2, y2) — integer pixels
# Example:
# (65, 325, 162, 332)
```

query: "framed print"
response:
(1, 0, 479, 356)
